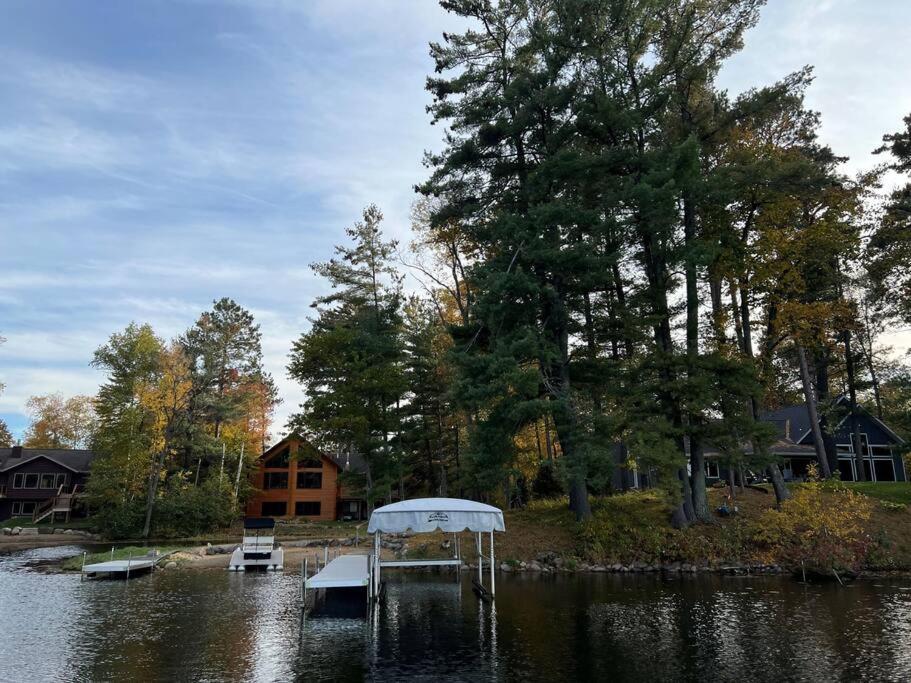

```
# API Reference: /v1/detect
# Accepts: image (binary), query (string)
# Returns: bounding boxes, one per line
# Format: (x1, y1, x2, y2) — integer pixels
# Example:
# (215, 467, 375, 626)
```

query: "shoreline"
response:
(10, 536, 910, 581)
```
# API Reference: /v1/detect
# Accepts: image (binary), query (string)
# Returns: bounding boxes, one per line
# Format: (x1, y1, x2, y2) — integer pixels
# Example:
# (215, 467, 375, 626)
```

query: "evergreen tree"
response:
(0, 419, 13, 448)
(868, 113, 911, 325)
(180, 297, 275, 476)
(288, 205, 407, 512)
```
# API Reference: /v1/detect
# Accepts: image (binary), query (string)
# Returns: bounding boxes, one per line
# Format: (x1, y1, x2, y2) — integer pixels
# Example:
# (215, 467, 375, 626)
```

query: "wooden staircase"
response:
(33, 485, 78, 524)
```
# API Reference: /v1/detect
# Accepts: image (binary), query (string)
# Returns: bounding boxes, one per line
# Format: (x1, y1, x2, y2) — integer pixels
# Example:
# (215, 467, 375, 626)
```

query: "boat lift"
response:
(229, 517, 284, 571)
(367, 498, 505, 601)
(299, 498, 505, 619)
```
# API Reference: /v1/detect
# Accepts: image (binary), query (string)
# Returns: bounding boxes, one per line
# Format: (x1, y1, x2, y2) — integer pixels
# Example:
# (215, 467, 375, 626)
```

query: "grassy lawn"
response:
(61, 545, 180, 571)
(837, 481, 911, 505)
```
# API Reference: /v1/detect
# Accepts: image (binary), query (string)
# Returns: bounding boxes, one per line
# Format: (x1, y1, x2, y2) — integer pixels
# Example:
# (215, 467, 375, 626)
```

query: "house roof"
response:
(260, 434, 367, 473)
(702, 438, 817, 459)
(0, 448, 96, 473)
(761, 396, 905, 445)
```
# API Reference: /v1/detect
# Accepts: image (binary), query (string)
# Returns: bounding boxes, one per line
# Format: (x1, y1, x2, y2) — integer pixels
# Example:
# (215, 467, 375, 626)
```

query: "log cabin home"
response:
(245, 434, 368, 521)
(0, 446, 94, 522)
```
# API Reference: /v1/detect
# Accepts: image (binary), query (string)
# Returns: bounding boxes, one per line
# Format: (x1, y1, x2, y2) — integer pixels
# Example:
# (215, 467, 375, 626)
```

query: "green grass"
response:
(61, 545, 180, 571)
(837, 482, 911, 505)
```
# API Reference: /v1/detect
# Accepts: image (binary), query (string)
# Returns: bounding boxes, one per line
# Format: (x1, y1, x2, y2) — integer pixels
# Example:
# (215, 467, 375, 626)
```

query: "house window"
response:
(56, 474, 68, 489)
(297, 472, 322, 489)
(295, 501, 321, 516)
(40, 473, 57, 489)
(261, 501, 287, 516)
(13, 473, 24, 489)
(263, 472, 289, 490)
(837, 459, 855, 481)
(12, 501, 36, 516)
(704, 461, 720, 479)
(873, 459, 896, 482)
(23, 473, 39, 489)
(264, 446, 290, 468)
(870, 445, 893, 458)
(297, 444, 322, 468)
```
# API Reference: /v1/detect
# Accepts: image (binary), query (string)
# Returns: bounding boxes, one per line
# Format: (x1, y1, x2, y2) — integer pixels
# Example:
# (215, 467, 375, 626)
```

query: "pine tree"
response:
(180, 297, 273, 475)
(868, 113, 911, 324)
(288, 205, 407, 512)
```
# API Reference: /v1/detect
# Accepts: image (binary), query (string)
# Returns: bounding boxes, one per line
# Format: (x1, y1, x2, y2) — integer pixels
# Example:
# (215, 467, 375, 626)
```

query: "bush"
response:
(753, 475, 875, 574)
(152, 478, 235, 538)
(92, 500, 146, 539)
(92, 477, 236, 539)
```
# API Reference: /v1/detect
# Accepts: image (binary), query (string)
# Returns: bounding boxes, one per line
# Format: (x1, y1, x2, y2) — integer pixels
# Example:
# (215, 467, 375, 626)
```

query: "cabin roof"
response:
(0, 448, 95, 473)
(259, 434, 367, 473)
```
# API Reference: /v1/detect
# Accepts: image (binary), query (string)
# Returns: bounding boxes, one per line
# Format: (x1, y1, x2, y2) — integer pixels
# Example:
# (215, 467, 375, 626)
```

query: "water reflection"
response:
(1, 546, 910, 682)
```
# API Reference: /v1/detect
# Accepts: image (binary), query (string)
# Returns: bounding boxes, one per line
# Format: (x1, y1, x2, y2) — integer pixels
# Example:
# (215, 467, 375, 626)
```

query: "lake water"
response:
(1, 545, 910, 682)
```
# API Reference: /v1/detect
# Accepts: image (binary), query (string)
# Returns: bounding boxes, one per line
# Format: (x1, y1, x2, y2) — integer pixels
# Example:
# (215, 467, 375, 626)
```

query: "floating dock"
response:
(81, 550, 174, 579)
(82, 558, 156, 575)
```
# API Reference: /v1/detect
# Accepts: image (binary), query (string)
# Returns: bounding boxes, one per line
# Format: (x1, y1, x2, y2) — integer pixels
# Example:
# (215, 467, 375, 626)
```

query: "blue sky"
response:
(1, 0, 910, 439)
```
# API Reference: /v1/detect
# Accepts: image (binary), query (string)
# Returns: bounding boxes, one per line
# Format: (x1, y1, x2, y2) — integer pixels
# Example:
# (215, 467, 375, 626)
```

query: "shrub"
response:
(152, 478, 235, 538)
(753, 474, 875, 574)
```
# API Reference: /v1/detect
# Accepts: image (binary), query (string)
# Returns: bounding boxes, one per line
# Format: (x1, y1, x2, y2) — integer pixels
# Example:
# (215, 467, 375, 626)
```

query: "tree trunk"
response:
(682, 194, 709, 523)
(797, 344, 832, 478)
(844, 330, 867, 481)
(814, 349, 840, 475)
(142, 449, 168, 539)
(689, 436, 710, 522)
(767, 463, 789, 505)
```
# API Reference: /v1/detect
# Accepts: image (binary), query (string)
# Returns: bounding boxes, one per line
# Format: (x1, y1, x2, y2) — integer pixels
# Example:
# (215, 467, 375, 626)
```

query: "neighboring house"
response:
(613, 396, 906, 488)
(0, 446, 95, 522)
(760, 397, 907, 483)
(245, 434, 368, 521)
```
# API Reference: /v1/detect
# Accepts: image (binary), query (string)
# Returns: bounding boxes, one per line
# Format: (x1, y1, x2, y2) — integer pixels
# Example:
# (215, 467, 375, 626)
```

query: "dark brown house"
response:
(0, 446, 95, 523)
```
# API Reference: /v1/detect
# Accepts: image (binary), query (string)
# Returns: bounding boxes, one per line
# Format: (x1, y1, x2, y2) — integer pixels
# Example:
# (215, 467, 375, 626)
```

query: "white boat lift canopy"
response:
(367, 497, 505, 534)
(367, 497, 505, 600)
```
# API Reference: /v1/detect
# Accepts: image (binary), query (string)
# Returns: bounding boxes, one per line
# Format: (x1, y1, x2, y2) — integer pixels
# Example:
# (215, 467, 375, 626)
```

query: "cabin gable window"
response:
(296, 444, 323, 469)
(263, 446, 291, 469)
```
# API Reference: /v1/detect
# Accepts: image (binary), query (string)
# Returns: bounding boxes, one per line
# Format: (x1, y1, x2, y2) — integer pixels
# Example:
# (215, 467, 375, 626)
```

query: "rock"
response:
(205, 544, 234, 556)
(164, 562, 178, 570)
(1, 528, 11, 536)
(19, 527, 38, 536)
(54, 528, 66, 535)
(526, 561, 542, 572)
(63, 529, 75, 535)
(499, 562, 512, 572)
(441, 540, 452, 550)
(536, 551, 559, 565)
(11, 527, 21, 535)
(592, 565, 607, 572)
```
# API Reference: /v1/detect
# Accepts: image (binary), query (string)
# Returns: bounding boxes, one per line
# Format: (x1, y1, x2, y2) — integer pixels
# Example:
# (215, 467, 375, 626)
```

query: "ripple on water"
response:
(1, 547, 910, 682)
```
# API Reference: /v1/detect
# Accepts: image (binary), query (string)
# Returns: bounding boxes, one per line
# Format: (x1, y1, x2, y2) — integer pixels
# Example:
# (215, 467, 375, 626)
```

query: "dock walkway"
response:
(307, 554, 369, 589)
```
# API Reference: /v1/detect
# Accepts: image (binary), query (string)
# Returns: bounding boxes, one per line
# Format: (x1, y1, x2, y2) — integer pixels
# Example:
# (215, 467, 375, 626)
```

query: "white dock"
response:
(82, 558, 155, 575)
(307, 554, 370, 589)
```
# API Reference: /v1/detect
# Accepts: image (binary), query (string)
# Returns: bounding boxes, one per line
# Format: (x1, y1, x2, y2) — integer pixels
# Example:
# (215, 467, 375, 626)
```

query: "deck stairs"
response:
(32, 485, 79, 524)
